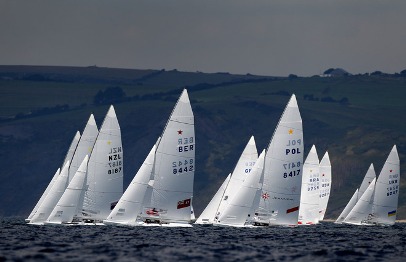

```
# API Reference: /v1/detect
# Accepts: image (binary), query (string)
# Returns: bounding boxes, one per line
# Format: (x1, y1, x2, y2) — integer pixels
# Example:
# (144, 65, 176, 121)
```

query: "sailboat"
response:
(369, 145, 400, 225)
(194, 174, 231, 225)
(298, 145, 320, 225)
(81, 105, 123, 223)
(195, 136, 258, 225)
(343, 178, 376, 225)
(26, 131, 81, 223)
(318, 151, 331, 222)
(335, 164, 376, 224)
(45, 155, 89, 225)
(343, 145, 400, 226)
(68, 114, 99, 183)
(133, 89, 195, 227)
(104, 139, 159, 226)
(255, 94, 304, 227)
(29, 161, 71, 225)
(215, 149, 265, 227)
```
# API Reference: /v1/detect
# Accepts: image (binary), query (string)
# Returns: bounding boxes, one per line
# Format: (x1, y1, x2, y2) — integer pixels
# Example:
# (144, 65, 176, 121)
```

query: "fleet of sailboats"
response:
(26, 90, 402, 227)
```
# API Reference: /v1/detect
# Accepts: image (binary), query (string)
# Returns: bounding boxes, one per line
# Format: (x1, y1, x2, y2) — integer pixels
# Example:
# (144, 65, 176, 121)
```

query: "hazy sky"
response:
(1, 0, 405, 76)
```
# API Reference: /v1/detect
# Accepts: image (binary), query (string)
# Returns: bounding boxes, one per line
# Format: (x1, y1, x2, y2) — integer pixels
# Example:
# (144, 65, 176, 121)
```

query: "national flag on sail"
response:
(286, 206, 299, 214)
(177, 198, 191, 209)
(388, 210, 396, 217)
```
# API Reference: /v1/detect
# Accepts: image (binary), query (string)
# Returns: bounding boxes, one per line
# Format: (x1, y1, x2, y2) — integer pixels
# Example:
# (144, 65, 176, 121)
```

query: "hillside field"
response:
(0, 65, 405, 219)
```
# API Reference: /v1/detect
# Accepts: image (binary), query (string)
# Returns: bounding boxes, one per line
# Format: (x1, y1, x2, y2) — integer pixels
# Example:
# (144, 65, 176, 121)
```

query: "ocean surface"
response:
(1, 218, 406, 261)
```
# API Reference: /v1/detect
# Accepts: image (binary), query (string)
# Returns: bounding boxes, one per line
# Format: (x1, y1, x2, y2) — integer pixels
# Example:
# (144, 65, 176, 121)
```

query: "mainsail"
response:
(29, 161, 70, 224)
(258, 94, 304, 226)
(318, 151, 331, 221)
(298, 145, 320, 225)
(145, 89, 195, 223)
(335, 164, 376, 224)
(195, 174, 231, 224)
(343, 178, 376, 225)
(82, 105, 123, 222)
(68, 115, 98, 182)
(27, 131, 81, 222)
(215, 136, 258, 221)
(217, 149, 265, 227)
(370, 145, 400, 225)
(46, 155, 89, 224)
(104, 140, 158, 225)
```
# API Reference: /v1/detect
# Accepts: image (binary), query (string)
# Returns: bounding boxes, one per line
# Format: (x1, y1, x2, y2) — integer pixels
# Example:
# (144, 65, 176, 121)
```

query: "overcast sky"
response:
(1, 0, 405, 76)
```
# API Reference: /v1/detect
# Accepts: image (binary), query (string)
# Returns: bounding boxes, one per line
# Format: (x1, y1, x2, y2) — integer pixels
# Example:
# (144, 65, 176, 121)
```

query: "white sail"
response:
(359, 164, 377, 198)
(216, 136, 258, 219)
(146, 89, 195, 224)
(46, 155, 89, 224)
(335, 164, 376, 224)
(68, 115, 98, 182)
(104, 141, 157, 225)
(343, 178, 376, 225)
(26, 168, 60, 222)
(62, 131, 81, 168)
(217, 150, 265, 227)
(370, 145, 400, 225)
(318, 151, 331, 221)
(27, 131, 81, 222)
(335, 189, 359, 224)
(195, 174, 231, 224)
(29, 161, 70, 224)
(258, 94, 304, 226)
(298, 145, 320, 225)
(82, 105, 123, 221)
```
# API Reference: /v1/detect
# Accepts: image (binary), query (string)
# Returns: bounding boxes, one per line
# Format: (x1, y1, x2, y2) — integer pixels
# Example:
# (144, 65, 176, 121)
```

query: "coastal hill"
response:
(0, 65, 405, 219)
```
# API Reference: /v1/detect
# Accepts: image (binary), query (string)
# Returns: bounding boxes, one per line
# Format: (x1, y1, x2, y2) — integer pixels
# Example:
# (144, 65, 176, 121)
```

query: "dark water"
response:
(1, 218, 406, 261)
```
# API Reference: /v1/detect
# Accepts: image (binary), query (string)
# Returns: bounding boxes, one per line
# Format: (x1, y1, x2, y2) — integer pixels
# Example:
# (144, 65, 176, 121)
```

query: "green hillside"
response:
(0, 65, 405, 219)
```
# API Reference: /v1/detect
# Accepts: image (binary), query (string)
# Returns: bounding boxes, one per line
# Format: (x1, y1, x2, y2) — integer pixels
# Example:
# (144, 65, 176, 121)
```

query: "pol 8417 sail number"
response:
(283, 161, 301, 179)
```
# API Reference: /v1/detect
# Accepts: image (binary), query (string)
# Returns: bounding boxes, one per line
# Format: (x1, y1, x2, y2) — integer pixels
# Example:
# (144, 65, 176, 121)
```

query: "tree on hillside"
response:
(94, 86, 126, 105)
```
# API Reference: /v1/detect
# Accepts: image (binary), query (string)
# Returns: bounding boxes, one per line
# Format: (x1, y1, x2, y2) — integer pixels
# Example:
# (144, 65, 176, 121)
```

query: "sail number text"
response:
(173, 159, 194, 175)
(107, 146, 123, 175)
(285, 139, 302, 155)
(282, 161, 301, 178)
(178, 137, 194, 153)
